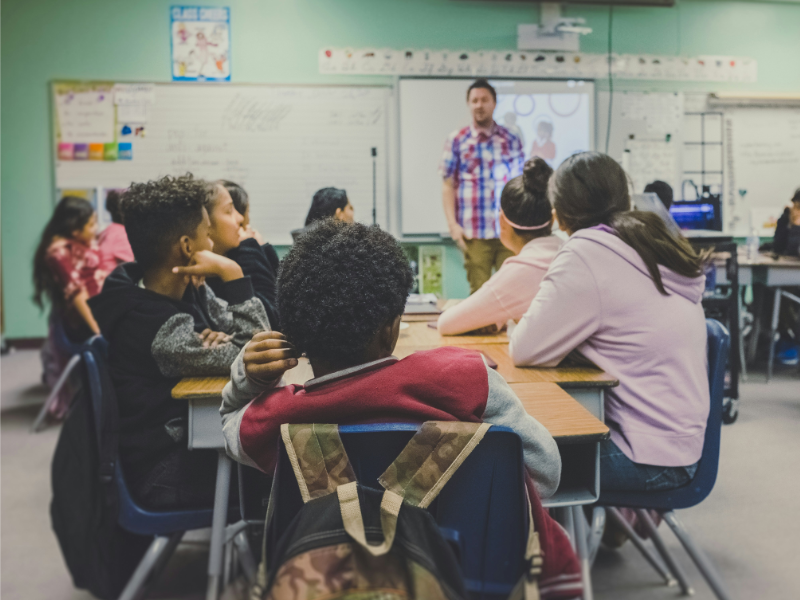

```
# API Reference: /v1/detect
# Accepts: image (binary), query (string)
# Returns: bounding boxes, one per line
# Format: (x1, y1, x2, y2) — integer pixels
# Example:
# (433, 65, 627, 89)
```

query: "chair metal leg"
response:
(663, 511, 732, 600)
(31, 354, 81, 433)
(635, 509, 694, 596)
(207, 451, 233, 600)
(571, 506, 594, 600)
(606, 508, 676, 587)
(118, 533, 182, 600)
(767, 287, 782, 383)
(559, 507, 576, 552)
(587, 507, 606, 566)
(737, 290, 748, 382)
(233, 531, 257, 584)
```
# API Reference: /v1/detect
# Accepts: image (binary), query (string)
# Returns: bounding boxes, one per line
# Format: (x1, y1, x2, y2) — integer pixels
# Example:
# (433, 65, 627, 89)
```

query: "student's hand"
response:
(173, 250, 244, 282)
(239, 225, 265, 245)
(244, 332, 299, 384)
(448, 222, 470, 253)
(199, 329, 232, 348)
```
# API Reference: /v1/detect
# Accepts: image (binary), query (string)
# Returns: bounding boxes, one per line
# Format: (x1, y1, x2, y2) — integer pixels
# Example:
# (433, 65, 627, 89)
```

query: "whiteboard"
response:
(597, 91, 684, 194)
(54, 84, 391, 245)
(723, 108, 800, 235)
(399, 78, 594, 236)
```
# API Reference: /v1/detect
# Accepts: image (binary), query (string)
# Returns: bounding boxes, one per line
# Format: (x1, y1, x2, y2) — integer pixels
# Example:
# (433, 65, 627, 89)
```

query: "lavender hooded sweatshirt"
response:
(510, 227, 709, 467)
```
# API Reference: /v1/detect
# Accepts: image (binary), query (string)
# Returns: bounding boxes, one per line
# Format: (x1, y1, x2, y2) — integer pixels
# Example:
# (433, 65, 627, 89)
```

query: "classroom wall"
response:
(2, 0, 799, 338)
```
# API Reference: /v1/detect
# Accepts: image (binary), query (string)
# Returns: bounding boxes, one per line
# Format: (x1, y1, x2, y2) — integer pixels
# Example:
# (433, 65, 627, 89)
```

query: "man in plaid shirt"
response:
(440, 79, 524, 294)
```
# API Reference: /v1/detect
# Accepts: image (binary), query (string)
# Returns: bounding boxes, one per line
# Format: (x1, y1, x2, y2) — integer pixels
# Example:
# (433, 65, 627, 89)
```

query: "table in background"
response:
(716, 252, 800, 381)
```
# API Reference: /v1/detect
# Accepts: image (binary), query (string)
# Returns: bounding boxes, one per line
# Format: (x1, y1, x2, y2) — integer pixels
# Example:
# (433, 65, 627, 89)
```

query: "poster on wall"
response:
(171, 6, 231, 82)
(54, 82, 119, 162)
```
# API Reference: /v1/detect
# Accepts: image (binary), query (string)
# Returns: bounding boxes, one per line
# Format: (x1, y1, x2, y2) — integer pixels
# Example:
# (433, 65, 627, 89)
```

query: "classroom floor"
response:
(2, 348, 799, 600)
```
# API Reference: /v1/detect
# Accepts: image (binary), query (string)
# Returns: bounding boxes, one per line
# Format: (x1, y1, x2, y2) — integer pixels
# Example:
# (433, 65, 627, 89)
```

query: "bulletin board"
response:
(52, 81, 392, 244)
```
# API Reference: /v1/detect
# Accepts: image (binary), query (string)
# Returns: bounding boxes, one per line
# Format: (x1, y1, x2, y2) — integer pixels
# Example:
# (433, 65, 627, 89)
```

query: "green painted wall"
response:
(2, 0, 799, 338)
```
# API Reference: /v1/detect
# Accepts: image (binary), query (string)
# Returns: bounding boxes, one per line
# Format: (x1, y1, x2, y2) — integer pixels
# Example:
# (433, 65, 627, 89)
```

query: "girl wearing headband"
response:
(438, 158, 562, 335)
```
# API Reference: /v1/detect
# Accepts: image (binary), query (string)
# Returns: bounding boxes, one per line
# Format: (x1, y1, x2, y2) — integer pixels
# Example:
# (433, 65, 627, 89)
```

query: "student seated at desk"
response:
(221, 220, 582, 595)
(34, 196, 106, 342)
(438, 158, 562, 335)
(773, 187, 800, 258)
(204, 180, 280, 328)
(771, 187, 800, 363)
(98, 190, 134, 272)
(290, 186, 354, 241)
(510, 152, 709, 493)
(89, 174, 269, 509)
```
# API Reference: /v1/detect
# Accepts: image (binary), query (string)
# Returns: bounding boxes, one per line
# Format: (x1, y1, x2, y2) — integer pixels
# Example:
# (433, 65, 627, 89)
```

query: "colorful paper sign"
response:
(58, 143, 74, 160)
(73, 143, 89, 160)
(171, 6, 231, 81)
(89, 143, 105, 160)
(118, 142, 133, 160)
(103, 143, 118, 161)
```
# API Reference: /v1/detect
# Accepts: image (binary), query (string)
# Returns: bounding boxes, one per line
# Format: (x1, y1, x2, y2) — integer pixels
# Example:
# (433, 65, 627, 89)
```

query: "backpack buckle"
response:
(528, 555, 543, 579)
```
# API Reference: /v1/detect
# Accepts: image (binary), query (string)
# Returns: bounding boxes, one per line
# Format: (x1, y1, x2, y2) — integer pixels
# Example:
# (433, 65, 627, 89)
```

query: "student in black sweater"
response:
(90, 174, 269, 509)
(773, 188, 800, 257)
(205, 181, 280, 328)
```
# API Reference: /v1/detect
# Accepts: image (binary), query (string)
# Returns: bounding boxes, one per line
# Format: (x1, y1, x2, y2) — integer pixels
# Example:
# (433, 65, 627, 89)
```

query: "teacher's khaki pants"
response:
(463, 238, 514, 294)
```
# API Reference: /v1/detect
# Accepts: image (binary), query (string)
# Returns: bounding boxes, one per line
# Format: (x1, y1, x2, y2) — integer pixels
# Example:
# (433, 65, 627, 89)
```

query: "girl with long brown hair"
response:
(510, 151, 709, 492)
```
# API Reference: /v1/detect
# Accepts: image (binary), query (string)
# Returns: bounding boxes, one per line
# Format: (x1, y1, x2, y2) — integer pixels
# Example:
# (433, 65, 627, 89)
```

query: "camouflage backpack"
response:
(251, 421, 543, 600)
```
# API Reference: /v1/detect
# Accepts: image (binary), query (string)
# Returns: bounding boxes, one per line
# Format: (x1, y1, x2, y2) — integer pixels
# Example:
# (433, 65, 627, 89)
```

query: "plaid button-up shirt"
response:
(439, 122, 524, 240)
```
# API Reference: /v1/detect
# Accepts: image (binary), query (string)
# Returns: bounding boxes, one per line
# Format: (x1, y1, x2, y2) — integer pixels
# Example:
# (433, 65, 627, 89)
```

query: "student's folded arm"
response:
(482, 364, 561, 498)
(220, 345, 283, 469)
(203, 277, 271, 344)
(509, 248, 601, 367)
(437, 278, 508, 335)
(151, 313, 243, 378)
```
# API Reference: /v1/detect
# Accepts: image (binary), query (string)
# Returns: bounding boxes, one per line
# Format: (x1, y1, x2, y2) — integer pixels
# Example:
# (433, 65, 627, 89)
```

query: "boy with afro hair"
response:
(220, 220, 582, 597)
(90, 174, 269, 509)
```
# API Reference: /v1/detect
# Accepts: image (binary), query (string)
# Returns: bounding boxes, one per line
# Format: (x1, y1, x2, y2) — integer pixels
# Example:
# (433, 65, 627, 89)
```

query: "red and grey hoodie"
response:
(220, 345, 583, 599)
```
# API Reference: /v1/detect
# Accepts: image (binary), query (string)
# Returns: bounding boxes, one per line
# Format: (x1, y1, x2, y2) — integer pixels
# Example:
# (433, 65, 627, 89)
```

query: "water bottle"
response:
(746, 228, 760, 261)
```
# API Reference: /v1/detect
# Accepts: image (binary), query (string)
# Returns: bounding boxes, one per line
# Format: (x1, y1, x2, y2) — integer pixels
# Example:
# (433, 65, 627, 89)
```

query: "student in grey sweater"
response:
(90, 174, 269, 509)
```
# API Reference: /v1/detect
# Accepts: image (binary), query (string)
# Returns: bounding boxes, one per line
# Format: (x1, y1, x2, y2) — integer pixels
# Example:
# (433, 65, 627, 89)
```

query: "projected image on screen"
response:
(398, 78, 594, 235)
(494, 82, 591, 169)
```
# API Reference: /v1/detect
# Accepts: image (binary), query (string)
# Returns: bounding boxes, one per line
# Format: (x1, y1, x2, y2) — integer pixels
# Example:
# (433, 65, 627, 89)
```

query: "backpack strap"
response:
(280, 423, 356, 502)
(337, 482, 404, 557)
(378, 421, 491, 509)
(509, 499, 543, 600)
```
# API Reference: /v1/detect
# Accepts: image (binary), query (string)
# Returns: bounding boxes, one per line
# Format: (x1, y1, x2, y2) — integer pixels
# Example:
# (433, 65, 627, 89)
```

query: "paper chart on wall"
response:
(55, 87, 116, 144)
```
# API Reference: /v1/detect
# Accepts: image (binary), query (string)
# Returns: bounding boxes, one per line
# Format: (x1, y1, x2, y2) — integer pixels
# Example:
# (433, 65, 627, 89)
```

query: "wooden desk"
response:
(394, 343, 617, 389)
(396, 320, 508, 347)
(172, 358, 315, 403)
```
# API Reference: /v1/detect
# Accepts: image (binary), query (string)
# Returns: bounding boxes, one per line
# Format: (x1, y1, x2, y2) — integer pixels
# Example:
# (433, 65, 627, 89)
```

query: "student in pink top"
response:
(98, 190, 134, 272)
(510, 152, 709, 493)
(438, 158, 562, 335)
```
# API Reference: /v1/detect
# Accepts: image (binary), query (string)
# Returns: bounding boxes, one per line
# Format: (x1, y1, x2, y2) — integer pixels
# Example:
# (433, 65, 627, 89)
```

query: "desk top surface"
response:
(172, 376, 608, 442)
(396, 321, 509, 346)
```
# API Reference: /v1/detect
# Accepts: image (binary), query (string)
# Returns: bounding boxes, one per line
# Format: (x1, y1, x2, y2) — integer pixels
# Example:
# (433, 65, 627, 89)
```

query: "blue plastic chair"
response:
(595, 319, 731, 600)
(31, 315, 86, 432)
(266, 423, 529, 600)
(80, 337, 217, 600)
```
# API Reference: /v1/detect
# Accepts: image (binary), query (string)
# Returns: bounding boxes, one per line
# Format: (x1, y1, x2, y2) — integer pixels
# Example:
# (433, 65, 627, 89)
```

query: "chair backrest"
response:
(600, 318, 730, 510)
(78, 337, 214, 536)
(50, 313, 85, 357)
(266, 423, 528, 600)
